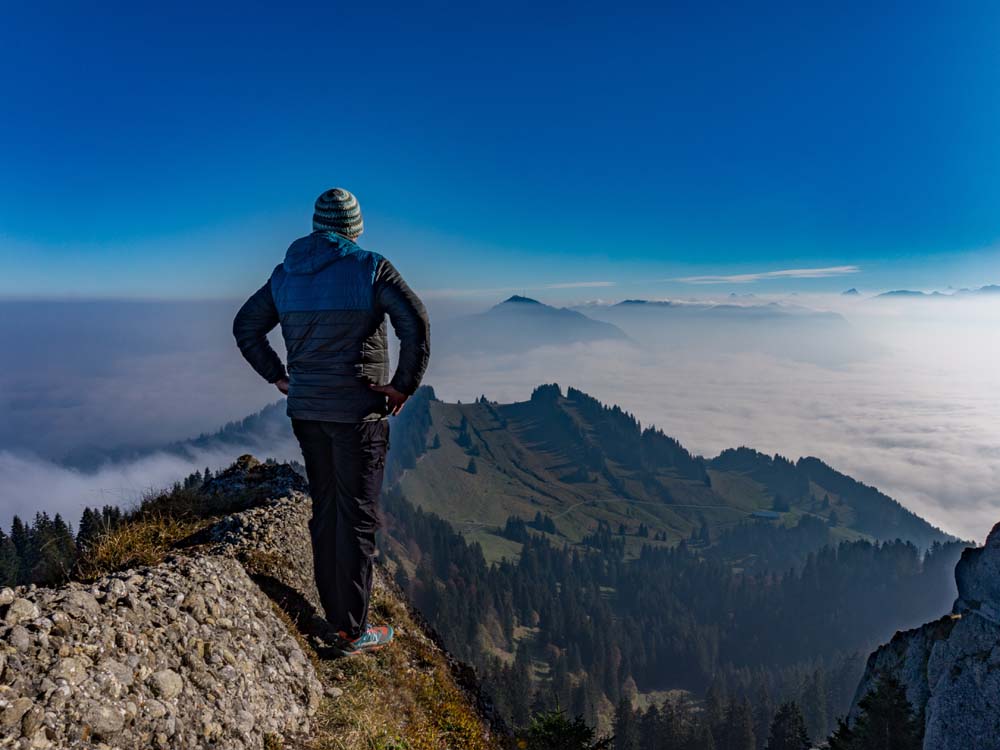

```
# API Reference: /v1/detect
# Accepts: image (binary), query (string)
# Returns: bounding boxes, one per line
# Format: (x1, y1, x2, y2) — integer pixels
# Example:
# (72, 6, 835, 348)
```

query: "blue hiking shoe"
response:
(335, 625, 394, 656)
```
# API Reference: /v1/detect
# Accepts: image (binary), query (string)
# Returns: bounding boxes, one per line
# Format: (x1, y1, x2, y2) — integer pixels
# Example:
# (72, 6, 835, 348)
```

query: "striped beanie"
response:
(312, 188, 364, 238)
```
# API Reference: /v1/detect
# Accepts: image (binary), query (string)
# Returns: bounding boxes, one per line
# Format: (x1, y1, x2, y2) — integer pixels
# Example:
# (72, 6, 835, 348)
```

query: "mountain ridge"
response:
(116, 384, 954, 557)
(387, 385, 954, 560)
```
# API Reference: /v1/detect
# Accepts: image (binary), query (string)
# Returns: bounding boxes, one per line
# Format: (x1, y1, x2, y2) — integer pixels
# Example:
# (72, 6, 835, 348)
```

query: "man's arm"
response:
(232, 281, 288, 387)
(372, 259, 430, 413)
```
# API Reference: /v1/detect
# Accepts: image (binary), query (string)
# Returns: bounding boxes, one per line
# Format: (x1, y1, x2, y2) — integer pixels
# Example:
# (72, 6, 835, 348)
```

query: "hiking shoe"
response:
(335, 625, 394, 656)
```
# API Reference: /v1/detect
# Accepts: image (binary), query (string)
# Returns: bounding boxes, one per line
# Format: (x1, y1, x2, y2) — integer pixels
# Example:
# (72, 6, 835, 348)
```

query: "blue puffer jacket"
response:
(233, 232, 430, 422)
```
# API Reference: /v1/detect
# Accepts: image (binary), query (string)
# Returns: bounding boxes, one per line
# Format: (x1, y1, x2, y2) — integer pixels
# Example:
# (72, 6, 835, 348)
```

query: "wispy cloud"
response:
(543, 281, 616, 289)
(425, 281, 615, 298)
(671, 265, 861, 284)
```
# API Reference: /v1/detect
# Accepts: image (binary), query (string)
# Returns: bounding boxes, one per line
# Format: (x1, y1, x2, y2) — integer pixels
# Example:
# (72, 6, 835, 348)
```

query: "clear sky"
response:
(3, 1, 1000, 302)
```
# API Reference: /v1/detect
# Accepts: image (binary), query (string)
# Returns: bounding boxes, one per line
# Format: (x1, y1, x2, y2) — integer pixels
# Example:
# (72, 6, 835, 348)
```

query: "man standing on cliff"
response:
(233, 188, 430, 655)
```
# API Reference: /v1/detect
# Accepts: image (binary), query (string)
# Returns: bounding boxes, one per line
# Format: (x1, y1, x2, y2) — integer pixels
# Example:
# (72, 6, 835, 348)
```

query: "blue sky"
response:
(2, 1, 1000, 302)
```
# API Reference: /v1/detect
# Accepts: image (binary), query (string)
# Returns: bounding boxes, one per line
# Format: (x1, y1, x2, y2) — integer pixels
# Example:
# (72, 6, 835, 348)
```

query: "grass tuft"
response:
(74, 483, 262, 580)
(303, 580, 499, 750)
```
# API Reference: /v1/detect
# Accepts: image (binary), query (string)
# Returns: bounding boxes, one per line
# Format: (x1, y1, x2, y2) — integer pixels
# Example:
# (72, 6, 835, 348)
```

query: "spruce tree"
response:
(76, 507, 101, 554)
(9, 516, 29, 583)
(523, 709, 612, 750)
(613, 698, 639, 750)
(767, 702, 810, 750)
(638, 705, 661, 750)
(723, 698, 755, 750)
(552, 654, 571, 709)
(752, 685, 774, 750)
(0, 530, 18, 586)
(801, 668, 829, 740)
(827, 676, 922, 750)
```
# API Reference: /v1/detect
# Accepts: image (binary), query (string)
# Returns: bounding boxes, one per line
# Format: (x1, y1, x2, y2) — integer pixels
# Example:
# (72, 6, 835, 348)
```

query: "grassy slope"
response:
(392, 389, 952, 566)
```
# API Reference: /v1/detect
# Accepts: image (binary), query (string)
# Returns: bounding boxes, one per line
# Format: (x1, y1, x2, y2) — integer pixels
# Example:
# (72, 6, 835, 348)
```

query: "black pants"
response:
(291, 418, 390, 639)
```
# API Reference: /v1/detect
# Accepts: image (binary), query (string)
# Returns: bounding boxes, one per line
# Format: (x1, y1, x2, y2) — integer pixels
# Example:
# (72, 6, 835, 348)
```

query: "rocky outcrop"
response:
(0, 555, 322, 749)
(0, 455, 499, 749)
(851, 522, 1000, 749)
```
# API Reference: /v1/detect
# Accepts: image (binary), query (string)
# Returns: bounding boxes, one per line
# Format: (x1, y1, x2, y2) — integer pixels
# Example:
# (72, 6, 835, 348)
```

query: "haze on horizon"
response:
(0, 291, 996, 544)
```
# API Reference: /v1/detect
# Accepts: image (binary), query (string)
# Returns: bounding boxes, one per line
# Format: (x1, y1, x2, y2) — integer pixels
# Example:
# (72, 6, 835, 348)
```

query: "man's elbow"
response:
(232, 312, 249, 345)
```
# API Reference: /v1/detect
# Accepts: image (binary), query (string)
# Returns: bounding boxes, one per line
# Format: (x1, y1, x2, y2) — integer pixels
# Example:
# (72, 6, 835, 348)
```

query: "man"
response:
(233, 187, 430, 655)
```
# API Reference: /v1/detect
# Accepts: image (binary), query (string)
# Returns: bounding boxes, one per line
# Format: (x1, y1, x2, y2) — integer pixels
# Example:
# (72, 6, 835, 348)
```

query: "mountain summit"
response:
(435, 297, 628, 355)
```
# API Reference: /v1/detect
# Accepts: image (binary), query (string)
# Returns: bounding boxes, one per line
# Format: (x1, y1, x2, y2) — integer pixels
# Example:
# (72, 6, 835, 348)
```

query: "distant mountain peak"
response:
(842, 288, 859, 296)
(501, 295, 541, 305)
(614, 299, 672, 307)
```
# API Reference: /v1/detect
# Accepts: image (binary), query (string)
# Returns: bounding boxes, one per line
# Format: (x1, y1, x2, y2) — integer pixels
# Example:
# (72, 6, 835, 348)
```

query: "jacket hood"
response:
(283, 232, 362, 275)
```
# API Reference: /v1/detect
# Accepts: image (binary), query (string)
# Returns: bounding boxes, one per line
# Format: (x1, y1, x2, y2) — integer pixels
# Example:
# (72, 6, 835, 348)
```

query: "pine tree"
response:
(801, 669, 829, 740)
(827, 676, 922, 750)
(9, 516, 29, 583)
(523, 709, 612, 750)
(552, 654, 571, 710)
(722, 698, 755, 750)
(698, 722, 717, 750)
(29, 512, 76, 585)
(767, 702, 810, 750)
(613, 698, 639, 750)
(76, 507, 101, 554)
(705, 681, 726, 737)
(0, 530, 18, 587)
(638, 705, 661, 750)
(752, 685, 774, 750)
(510, 644, 533, 726)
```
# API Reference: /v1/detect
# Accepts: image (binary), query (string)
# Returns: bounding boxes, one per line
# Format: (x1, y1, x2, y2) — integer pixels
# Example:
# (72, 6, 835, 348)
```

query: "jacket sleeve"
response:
(232, 280, 287, 384)
(374, 259, 430, 395)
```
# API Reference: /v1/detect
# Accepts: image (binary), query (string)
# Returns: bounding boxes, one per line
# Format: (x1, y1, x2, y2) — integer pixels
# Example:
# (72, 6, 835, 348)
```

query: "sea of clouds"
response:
(0, 295, 997, 541)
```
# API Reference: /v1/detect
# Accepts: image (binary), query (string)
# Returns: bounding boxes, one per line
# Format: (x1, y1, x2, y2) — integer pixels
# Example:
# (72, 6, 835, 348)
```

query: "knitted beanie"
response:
(312, 188, 364, 238)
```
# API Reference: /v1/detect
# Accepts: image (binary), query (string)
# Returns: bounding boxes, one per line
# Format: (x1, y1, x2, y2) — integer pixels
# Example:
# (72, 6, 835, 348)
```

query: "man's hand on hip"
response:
(370, 383, 409, 416)
(275, 378, 289, 395)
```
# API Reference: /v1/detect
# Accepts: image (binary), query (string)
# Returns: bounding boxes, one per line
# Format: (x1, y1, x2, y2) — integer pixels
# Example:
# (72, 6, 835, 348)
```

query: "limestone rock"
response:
(148, 669, 183, 700)
(850, 521, 1000, 749)
(0, 555, 322, 749)
(952, 520, 1000, 622)
(4, 598, 38, 626)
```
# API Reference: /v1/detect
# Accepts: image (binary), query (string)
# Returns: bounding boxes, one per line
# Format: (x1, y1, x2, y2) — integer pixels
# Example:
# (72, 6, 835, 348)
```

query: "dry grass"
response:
(304, 585, 501, 750)
(75, 512, 208, 581)
(74, 484, 259, 581)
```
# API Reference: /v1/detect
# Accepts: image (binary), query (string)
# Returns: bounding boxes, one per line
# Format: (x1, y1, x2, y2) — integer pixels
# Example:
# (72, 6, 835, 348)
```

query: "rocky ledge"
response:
(851, 522, 1000, 749)
(0, 456, 499, 750)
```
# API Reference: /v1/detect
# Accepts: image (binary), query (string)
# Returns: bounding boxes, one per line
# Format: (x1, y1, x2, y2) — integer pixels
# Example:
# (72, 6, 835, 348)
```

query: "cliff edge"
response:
(0, 456, 503, 750)
(851, 522, 1000, 749)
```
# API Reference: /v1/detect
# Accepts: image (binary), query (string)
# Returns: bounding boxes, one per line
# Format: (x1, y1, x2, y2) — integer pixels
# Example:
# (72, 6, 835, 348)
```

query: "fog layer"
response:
(0, 295, 996, 541)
